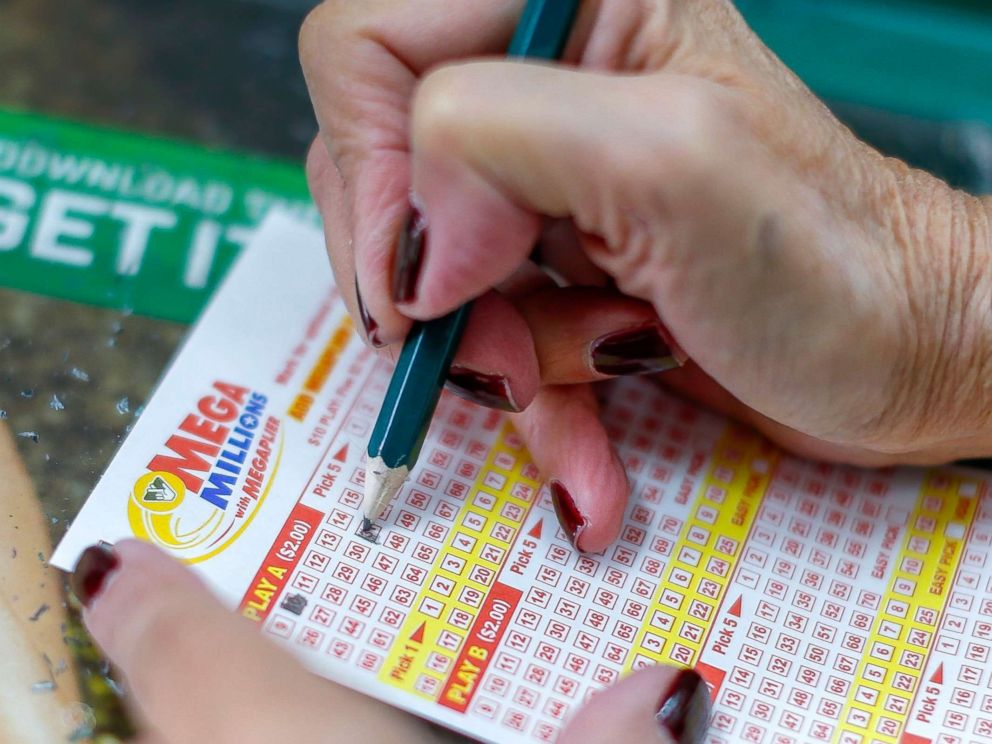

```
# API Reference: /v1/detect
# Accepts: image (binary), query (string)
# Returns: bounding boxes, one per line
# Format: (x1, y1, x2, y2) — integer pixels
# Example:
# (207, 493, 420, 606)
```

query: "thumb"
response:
(69, 540, 433, 744)
(562, 666, 711, 744)
(400, 60, 741, 319)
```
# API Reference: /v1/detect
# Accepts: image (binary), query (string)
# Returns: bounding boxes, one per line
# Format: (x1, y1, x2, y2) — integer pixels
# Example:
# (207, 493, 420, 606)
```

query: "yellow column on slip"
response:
(380, 424, 541, 705)
(288, 316, 354, 422)
(836, 473, 979, 744)
(627, 425, 778, 671)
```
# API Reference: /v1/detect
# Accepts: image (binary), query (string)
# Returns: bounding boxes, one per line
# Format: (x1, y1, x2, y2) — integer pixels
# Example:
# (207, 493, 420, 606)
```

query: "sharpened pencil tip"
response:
(361, 456, 410, 523)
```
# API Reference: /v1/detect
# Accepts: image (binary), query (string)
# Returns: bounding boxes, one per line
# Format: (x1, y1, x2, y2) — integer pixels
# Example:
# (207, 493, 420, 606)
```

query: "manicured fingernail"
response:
(392, 209, 427, 303)
(591, 324, 681, 376)
(354, 277, 385, 348)
(550, 480, 587, 551)
(656, 669, 711, 744)
(70, 542, 119, 609)
(446, 366, 519, 412)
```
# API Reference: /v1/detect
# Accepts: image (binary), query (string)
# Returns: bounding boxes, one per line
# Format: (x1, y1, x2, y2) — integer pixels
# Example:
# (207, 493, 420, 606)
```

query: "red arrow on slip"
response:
(728, 596, 742, 617)
(929, 663, 944, 685)
(410, 622, 426, 644)
(528, 519, 543, 539)
(333, 444, 349, 462)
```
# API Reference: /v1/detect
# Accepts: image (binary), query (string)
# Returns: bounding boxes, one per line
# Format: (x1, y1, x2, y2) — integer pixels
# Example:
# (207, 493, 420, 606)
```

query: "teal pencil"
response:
(362, 0, 582, 531)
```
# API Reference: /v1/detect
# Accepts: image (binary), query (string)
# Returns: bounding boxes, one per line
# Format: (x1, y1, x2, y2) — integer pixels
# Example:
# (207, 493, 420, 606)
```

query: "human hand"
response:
(70, 540, 711, 744)
(300, 0, 992, 552)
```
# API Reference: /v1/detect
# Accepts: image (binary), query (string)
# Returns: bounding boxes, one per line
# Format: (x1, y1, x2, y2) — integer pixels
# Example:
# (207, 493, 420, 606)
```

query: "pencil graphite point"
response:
(362, 455, 408, 522)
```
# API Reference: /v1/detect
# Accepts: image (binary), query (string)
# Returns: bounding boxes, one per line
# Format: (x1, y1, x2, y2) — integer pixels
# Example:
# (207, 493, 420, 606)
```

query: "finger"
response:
(561, 666, 711, 744)
(300, 0, 525, 344)
(308, 136, 543, 395)
(307, 136, 408, 348)
(403, 61, 742, 319)
(509, 384, 628, 553)
(73, 540, 434, 744)
(445, 290, 540, 412)
(433, 278, 682, 413)
(308, 137, 392, 348)
(300, 0, 522, 90)
(439, 263, 548, 412)
(515, 286, 683, 385)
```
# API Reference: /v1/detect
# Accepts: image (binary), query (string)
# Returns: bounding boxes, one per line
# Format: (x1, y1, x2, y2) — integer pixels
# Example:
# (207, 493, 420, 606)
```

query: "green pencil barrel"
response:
(508, 0, 581, 59)
(367, 0, 581, 479)
(367, 304, 472, 468)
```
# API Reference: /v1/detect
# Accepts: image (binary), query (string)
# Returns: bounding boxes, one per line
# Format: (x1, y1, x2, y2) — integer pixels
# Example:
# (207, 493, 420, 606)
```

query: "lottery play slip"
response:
(54, 212, 992, 744)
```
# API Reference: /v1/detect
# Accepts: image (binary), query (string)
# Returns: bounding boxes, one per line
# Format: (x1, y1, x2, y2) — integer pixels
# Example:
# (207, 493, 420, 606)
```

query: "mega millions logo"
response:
(129, 380, 283, 563)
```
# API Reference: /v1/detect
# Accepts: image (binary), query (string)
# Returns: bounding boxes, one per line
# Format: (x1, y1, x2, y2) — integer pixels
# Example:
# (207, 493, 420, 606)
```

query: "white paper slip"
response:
(54, 210, 992, 744)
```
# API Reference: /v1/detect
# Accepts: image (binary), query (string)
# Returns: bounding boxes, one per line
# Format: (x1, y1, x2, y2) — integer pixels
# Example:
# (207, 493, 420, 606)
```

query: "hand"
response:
(300, 0, 992, 552)
(72, 541, 711, 744)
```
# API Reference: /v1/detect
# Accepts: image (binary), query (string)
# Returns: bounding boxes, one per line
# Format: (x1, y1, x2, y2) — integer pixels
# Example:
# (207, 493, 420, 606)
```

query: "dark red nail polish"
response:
(70, 543, 119, 608)
(354, 277, 385, 348)
(550, 481, 587, 551)
(591, 324, 681, 376)
(392, 209, 427, 304)
(446, 366, 519, 412)
(656, 669, 711, 744)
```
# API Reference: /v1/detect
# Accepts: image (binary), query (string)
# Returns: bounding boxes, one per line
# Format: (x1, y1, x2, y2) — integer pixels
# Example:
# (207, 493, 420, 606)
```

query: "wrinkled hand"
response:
(74, 541, 709, 744)
(301, 0, 992, 553)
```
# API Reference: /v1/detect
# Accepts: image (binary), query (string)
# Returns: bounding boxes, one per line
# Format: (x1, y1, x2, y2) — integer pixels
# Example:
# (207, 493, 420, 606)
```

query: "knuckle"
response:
(299, 0, 358, 68)
(412, 66, 480, 149)
(609, 78, 734, 189)
(304, 137, 329, 182)
(647, 79, 740, 191)
(298, 2, 333, 61)
(666, 79, 734, 149)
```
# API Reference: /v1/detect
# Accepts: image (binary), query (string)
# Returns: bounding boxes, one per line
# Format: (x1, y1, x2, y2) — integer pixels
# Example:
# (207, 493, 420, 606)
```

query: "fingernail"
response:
(446, 366, 519, 412)
(656, 669, 711, 744)
(392, 208, 427, 304)
(550, 480, 587, 552)
(70, 542, 119, 609)
(590, 324, 682, 376)
(354, 277, 385, 348)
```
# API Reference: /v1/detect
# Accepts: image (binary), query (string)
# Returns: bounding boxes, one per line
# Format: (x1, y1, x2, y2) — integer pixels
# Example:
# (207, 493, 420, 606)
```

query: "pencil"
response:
(362, 0, 582, 532)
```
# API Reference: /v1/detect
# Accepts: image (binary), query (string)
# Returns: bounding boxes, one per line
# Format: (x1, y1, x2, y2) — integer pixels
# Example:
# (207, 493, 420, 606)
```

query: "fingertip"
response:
(515, 286, 681, 386)
(405, 69, 541, 318)
(551, 443, 629, 554)
(397, 179, 538, 319)
(348, 150, 418, 345)
(511, 385, 628, 554)
(562, 665, 712, 744)
(447, 291, 540, 412)
(355, 275, 389, 348)
(79, 540, 198, 648)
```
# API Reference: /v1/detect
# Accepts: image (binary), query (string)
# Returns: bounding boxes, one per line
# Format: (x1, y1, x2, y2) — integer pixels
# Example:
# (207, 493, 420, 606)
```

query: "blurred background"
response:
(0, 0, 990, 740)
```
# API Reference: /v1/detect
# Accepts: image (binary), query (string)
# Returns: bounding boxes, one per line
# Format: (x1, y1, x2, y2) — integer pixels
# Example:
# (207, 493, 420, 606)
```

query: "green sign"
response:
(0, 107, 316, 324)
